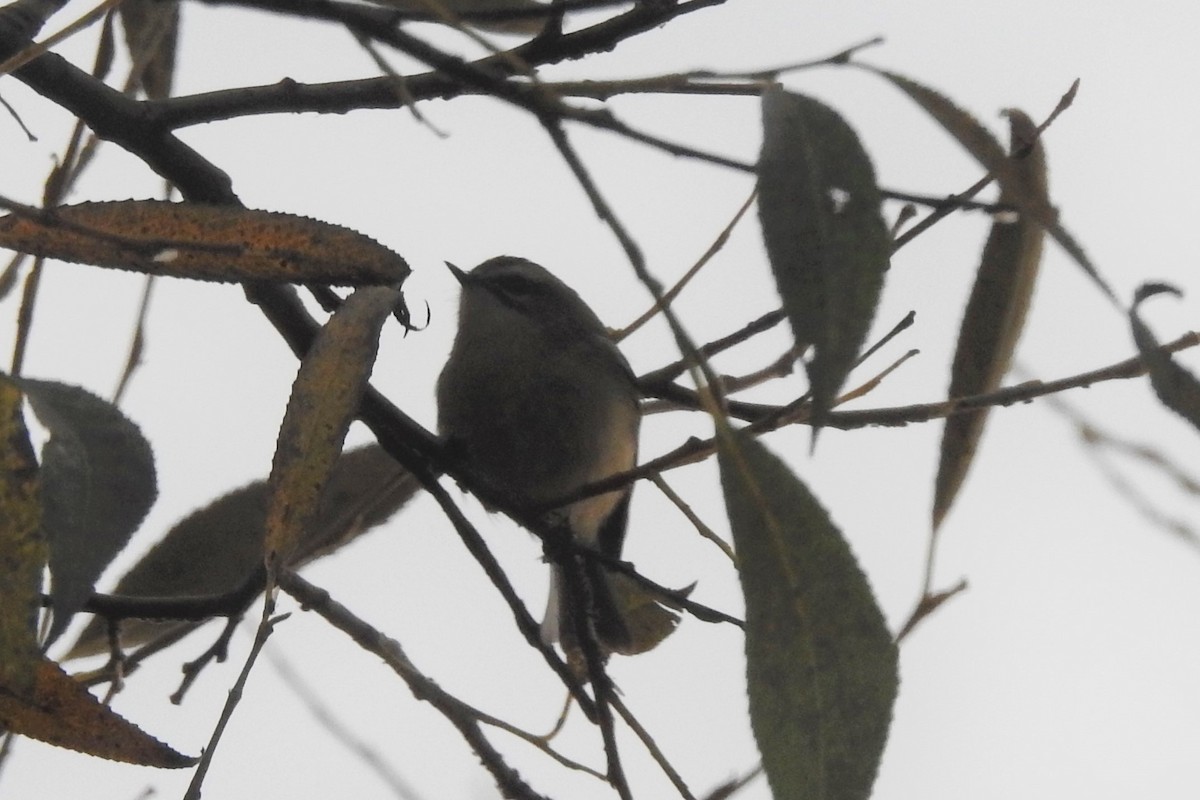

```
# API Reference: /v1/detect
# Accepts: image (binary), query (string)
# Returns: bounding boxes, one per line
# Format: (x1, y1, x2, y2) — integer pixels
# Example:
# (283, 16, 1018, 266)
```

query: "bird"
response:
(435, 256, 678, 658)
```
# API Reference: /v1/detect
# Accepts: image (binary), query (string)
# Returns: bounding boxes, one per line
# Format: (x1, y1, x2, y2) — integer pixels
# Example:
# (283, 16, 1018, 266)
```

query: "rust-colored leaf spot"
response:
(0, 201, 409, 285)
(0, 659, 195, 767)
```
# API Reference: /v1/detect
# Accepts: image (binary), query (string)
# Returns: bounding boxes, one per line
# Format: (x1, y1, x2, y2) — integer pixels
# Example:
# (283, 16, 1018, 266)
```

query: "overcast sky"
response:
(3, 1, 1200, 798)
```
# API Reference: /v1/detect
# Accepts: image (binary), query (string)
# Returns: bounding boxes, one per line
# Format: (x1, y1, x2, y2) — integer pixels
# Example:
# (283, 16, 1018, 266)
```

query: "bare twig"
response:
(640, 309, 787, 386)
(892, 77, 1081, 251)
(836, 348, 919, 405)
(0, 0, 122, 77)
(895, 579, 968, 644)
(267, 649, 427, 800)
(10, 257, 43, 375)
(277, 569, 557, 800)
(112, 276, 156, 405)
(614, 189, 757, 342)
(171, 614, 245, 704)
(183, 596, 287, 800)
(649, 474, 736, 564)
(611, 694, 697, 800)
(557, 332, 1200, 510)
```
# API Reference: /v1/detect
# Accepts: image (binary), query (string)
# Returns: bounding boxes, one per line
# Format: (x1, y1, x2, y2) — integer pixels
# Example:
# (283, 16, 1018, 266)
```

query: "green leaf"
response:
(66, 444, 418, 659)
(861, 66, 1116, 303)
(718, 429, 898, 800)
(933, 110, 1047, 531)
(1130, 284, 1200, 432)
(757, 87, 890, 430)
(0, 378, 43, 697)
(15, 377, 157, 646)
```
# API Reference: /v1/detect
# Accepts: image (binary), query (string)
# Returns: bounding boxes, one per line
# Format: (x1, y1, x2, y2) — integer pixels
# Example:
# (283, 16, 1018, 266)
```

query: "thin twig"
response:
(112, 276, 156, 404)
(353, 31, 447, 136)
(183, 594, 286, 800)
(540, 114, 726, 417)
(701, 766, 763, 800)
(836, 349, 919, 405)
(894, 579, 968, 643)
(649, 474, 735, 564)
(0, 0, 123, 77)
(892, 77, 1081, 251)
(614, 188, 757, 342)
(611, 694, 697, 800)
(267, 648, 428, 800)
(640, 309, 786, 386)
(556, 332, 1200, 509)
(277, 569, 556, 800)
(10, 257, 43, 375)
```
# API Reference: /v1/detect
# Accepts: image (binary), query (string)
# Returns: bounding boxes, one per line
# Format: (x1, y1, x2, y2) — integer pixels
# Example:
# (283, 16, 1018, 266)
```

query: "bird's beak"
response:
(445, 261, 467, 285)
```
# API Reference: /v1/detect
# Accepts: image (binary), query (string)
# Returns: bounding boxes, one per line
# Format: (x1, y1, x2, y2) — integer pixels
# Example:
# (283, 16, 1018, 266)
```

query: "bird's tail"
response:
(542, 564, 683, 658)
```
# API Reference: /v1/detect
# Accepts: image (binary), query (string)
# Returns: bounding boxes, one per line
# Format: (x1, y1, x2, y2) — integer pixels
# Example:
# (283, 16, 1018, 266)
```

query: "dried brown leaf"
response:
(0, 659, 194, 767)
(0, 378, 43, 697)
(265, 287, 401, 565)
(0, 201, 409, 285)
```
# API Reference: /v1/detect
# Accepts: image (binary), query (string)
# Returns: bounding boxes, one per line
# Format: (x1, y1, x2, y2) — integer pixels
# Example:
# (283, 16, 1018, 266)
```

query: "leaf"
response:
(1130, 284, 1200, 432)
(119, 0, 179, 100)
(932, 110, 1048, 531)
(65, 444, 419, 659)
(862, 66, 1117, 302)
(718, 429, 898, 800)
(0, 378, 43, 697)
(0, 658, 194, 767)
(13, 377, 157, 646)
(0, 201, 410, 286)
(265, 287, 402, 566)
(757, 87, 891, 430)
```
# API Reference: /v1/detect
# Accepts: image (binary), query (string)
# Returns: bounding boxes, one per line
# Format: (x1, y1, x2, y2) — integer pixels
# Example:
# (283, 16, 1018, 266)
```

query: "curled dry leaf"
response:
(933, 110, 1047, 531)
(0, 201, 410, 285)
(1130, 284, 1200, 432)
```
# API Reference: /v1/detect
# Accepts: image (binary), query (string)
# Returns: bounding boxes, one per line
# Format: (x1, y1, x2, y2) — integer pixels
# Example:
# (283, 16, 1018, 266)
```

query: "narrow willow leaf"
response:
(0, 201, 410, 285)
(66, 445, 418, 659)
(758, 87, 890, 430)
(1130, 284, 1200, 431)
(0, 378, 43, 697)
(265, 287, 401, 565)
(0, 658, 194, 767)
(718, 429, 898, 800)
(119, 0, 179, 100)
(15, 377, 157, 646)
(862, 66, 1116, 302)
(933, 110, 1047, 531)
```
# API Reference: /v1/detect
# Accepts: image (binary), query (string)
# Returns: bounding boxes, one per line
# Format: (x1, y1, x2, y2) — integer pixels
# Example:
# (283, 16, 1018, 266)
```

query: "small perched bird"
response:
(436, 256, 677, 657)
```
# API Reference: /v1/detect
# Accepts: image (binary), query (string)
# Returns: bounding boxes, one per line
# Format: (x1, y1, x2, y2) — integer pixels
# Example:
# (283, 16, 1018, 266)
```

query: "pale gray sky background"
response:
(2, 1, 1199, 798)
